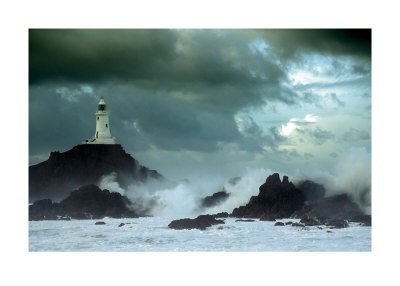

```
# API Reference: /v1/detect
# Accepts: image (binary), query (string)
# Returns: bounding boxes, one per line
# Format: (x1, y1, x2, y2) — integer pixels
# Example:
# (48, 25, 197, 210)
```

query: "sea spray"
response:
(113, 167, 275, 217)
(98, 172, 126, 195)
(97, 147, 371, 217)
(291, 147, 371, 214)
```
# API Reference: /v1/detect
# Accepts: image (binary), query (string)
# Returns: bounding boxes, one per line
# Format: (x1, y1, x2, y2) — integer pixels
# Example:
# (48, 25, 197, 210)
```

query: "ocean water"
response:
(29, 217, 371, 252)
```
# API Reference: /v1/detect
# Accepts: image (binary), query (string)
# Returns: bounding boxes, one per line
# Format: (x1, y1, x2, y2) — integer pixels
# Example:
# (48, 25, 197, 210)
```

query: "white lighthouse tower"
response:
(83, 97, 116, 144)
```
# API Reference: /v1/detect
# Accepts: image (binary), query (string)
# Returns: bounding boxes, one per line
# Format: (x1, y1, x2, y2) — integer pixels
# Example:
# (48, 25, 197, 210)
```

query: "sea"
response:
(29, 217, 371, 251)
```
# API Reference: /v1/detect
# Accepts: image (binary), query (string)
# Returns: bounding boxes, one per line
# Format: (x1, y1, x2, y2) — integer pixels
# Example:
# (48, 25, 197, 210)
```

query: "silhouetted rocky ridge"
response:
(231, 173, 304, 220)
(200, 189, 230, 208)
(29, 144, 163, 202)
(29, 184, 139, 220)
(229, 173, 370, 227)
(168, 173, 370, 230)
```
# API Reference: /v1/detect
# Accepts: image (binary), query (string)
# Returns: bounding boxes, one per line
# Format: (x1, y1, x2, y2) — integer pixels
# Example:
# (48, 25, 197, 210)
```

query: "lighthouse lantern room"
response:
(83, 97, 116, 144)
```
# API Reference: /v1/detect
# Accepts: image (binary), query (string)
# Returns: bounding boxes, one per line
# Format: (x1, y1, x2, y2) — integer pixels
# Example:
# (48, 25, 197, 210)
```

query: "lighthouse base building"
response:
(83, 97, 116, 144)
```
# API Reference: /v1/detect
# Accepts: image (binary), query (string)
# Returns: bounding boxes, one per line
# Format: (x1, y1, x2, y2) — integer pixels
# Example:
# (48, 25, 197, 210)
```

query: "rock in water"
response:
(29, 144, 163, 202)
(291, 223, 305, 227)
(350, 214, 371, 226)
(29, 184, 139, 220)
(212, 212, 229, 218)
(200, 189, 230, 208)
(297, 180, 326, 202)
(231, 173, 304, 220)
(28, 199, 60, 221)
(168, 215, 225, 230)
(300, 217, 348, 228)
(95, 221, 106, 225)
(300, 217, 322, 226)
(300, 194, 363, 220)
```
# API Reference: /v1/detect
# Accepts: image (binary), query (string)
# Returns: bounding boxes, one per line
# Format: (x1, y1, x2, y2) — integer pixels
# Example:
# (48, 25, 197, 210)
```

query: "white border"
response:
(1, 0, 399, 285)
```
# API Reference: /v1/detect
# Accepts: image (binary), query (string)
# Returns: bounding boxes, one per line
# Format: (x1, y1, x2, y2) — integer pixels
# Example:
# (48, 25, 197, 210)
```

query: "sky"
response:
(29, 29, 371, 181)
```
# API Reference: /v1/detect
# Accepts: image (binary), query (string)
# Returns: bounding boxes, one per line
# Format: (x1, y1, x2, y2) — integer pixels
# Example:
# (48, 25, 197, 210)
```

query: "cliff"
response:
(29, 144, 163, 202)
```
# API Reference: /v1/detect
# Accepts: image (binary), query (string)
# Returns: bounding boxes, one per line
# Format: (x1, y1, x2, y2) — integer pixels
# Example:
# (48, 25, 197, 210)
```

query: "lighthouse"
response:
(83, 97, 116, 144)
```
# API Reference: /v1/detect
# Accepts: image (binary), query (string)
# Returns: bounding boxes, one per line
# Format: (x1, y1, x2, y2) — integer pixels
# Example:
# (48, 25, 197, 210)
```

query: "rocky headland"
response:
(29, 144, 163, 202)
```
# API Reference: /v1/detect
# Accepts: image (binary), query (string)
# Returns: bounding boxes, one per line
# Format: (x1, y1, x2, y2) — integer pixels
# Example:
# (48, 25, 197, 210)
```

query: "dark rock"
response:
(299, 216, 349, 228)
(291, 223, 305, 227)
(350, 214, 371, 226)
(259, 213, 278, 221)
(297, 180, 326, 202)
(29, 144, 163, 202)
(300, 217, 322, 226)
(95, 221, 105, 225)
(327, 230, 333, 233)
(282, 176, 289, 185)
(274, 222, 285, 226)
(227, 173, 369, 227)
(212, 212, 229, 218)
(304, 194, 363, 220)
(285, 221, 293, 225)
(118, 223, 125, 227)
(235, 219, 256, 222)
(29, 199, 62, 221)
(231, 173, 305, 220)
(168, 215, 225, 230)
(323, 218, 348, 229)
(58, 184, 138, 219)
(201, 189, 230, 208)
(29, 184, 139, 220)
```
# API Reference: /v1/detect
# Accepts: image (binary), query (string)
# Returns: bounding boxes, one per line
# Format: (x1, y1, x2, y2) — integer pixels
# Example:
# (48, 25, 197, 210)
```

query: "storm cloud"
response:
(29, 29, 371, 181)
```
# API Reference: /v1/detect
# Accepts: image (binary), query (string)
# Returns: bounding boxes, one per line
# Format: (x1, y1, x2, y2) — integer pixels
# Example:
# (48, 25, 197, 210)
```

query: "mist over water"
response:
(127, 168, 272, 217)
(97, 168, 272, 218)
(97, 148, 371, 217)
(292, 147, 371, 214)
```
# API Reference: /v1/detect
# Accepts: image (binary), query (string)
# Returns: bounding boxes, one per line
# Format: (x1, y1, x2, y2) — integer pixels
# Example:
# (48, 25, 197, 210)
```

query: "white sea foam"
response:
(29, 217, 371, 252)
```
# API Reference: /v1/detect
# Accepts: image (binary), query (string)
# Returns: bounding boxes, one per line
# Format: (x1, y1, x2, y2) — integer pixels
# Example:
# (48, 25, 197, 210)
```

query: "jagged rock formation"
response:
(29, 144, 163, 202)
(29, 184, 139, 220)
(231, 173, 304, 220)
(168, 215, 225, 230)
(294, 193, 364, 220)
(229, 173, 370, 226)
(200, 188, 230, 208)
(296, 180, 326, 203)
(212, 212, 230, 218)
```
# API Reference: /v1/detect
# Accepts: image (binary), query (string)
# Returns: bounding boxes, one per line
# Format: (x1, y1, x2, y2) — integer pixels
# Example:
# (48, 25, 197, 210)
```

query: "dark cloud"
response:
(30, 29, 300, 113)
(29, 29, 179, 84)
(258, 29, 371, 60)
(29, 29, 371, 178)
(29, 84, 96, 157)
